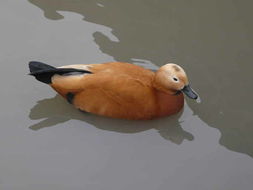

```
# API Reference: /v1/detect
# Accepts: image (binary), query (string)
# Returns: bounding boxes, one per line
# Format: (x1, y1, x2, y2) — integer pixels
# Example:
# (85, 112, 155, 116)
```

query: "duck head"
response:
(153, 63, 198, 100)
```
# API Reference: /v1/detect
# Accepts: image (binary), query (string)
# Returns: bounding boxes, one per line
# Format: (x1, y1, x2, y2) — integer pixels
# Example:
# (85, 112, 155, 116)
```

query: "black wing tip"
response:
(29, 61, 56, 73)
(28, 61, 93, 84)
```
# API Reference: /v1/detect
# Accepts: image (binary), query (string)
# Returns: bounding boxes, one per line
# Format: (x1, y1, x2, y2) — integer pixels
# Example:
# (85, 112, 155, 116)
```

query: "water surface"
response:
(0, 0, 253, 189)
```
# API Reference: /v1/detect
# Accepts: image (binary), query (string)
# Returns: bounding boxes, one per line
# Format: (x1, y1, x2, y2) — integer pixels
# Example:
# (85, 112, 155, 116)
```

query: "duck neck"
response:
(152, 74, 184, 116)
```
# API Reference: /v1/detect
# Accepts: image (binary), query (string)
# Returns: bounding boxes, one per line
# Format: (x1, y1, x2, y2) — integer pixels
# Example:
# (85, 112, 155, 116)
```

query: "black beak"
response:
(181, 85, 198, 99)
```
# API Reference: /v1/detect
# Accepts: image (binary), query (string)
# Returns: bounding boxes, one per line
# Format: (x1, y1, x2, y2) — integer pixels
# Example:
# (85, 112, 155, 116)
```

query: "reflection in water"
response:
(27, 0, 253, 157)
(29, 95, 193, 145)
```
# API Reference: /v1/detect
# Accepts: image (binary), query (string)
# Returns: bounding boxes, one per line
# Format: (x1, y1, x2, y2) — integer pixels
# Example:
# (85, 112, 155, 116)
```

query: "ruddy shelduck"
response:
(29, 61, 198, 120)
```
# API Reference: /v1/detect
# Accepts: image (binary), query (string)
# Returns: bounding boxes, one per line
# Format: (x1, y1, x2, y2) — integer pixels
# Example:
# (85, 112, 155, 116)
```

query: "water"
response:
(0, 0, 252, 189)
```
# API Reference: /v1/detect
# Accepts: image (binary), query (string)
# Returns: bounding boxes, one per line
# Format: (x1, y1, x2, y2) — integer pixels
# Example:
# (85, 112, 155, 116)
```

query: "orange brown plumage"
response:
(29, 61, 198, 120)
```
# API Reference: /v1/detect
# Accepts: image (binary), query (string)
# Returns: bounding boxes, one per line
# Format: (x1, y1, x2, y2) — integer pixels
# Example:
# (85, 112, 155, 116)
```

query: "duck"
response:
(29, 61, 198, 120)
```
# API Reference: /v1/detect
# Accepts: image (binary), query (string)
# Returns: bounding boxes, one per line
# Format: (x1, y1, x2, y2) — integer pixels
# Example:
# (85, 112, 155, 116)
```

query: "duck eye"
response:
(173, 77, 179, 82)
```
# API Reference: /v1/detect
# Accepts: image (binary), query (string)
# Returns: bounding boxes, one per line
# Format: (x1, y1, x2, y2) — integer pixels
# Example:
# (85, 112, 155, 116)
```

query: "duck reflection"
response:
(29, 95, 194, 145)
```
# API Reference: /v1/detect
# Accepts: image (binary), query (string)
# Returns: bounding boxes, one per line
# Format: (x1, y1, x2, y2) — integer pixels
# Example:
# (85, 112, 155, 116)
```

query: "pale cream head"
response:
(154, 63, 188, 92)
(154, 63, 198, 99)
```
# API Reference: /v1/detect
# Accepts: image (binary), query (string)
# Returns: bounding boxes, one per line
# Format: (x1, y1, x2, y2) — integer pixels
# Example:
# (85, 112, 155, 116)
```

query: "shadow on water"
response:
(27, 0, 253, 157)
(29, 95, 194, 145)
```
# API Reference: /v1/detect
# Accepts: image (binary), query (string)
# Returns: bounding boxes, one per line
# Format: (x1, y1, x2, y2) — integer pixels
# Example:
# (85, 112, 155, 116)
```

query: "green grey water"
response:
(0, 0, 252, 189)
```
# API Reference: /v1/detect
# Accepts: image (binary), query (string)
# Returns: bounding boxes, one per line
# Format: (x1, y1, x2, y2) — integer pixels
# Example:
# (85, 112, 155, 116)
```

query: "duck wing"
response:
(51, 62, 157, 119)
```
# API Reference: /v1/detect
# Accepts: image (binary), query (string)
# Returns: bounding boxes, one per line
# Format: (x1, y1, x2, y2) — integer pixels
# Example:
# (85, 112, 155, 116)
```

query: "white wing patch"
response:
(58, 64, 92, 71)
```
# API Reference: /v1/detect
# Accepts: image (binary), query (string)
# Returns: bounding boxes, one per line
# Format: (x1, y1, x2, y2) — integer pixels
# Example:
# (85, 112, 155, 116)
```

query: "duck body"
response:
(29, 61, 194, 120)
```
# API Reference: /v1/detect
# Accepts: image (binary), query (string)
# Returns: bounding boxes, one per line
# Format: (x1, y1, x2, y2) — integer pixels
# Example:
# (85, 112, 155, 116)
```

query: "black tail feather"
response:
(29, 61, 92, 84)
(29, 61, 56, 73)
